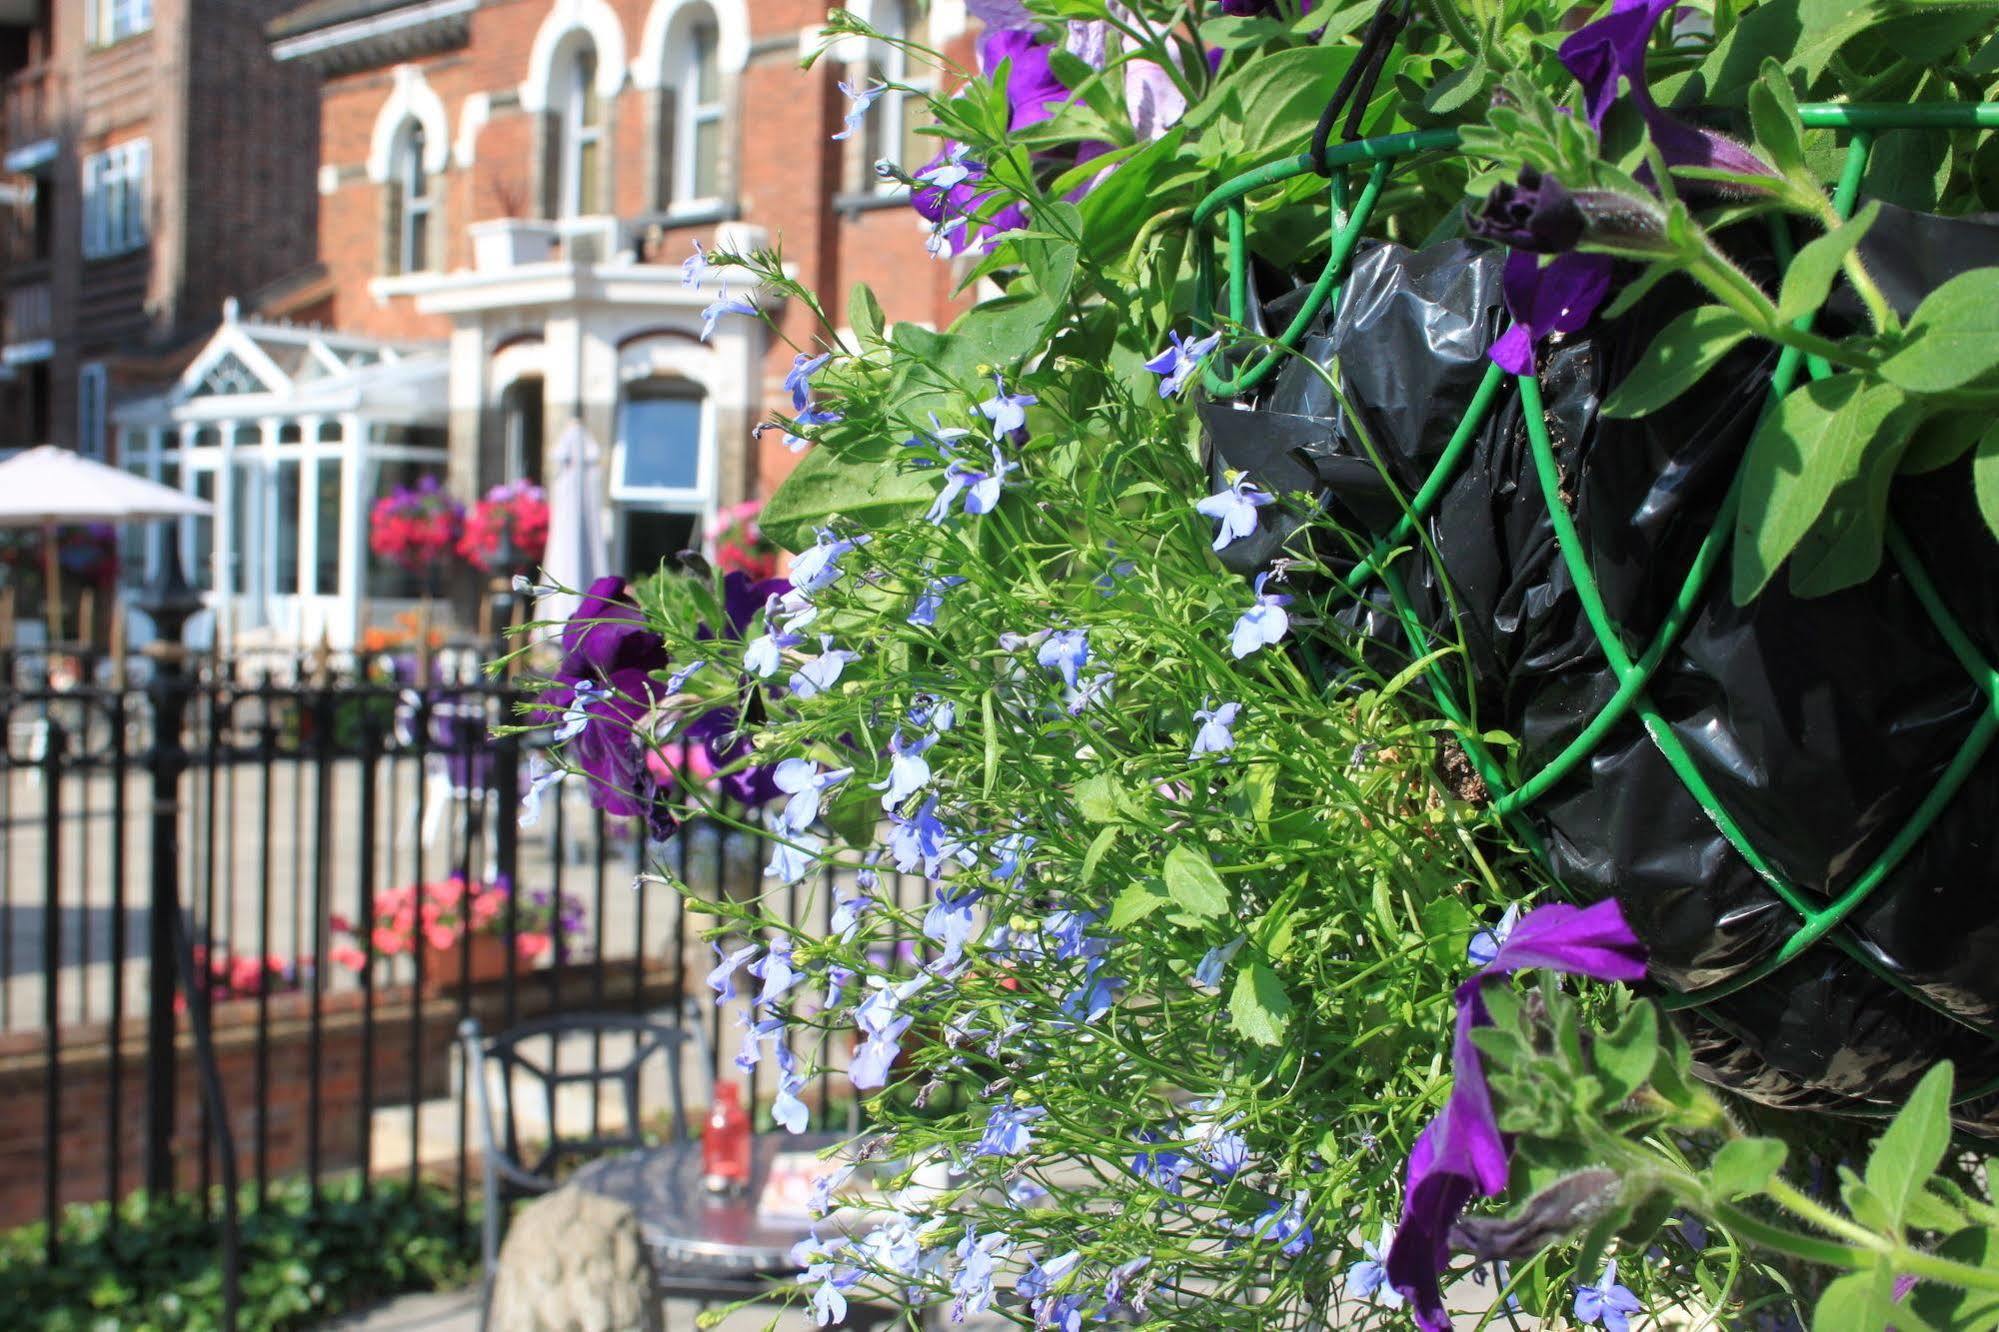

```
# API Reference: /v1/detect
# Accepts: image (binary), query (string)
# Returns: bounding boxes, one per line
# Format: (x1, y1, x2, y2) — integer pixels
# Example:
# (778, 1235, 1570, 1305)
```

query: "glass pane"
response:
(406, 126, 427, 198)
(406, 203, 428, 272)
(692, 117, 721, 200)
(315, 458, 340, 595)
(622, 509, 698, 581)
(579, 139, 600, 214)
(694, 24, 719, 103)
(191, 471, 214, 592)
(617, 391, 702, 492)
(274, 458, 300, 595)
(576, 49, 599, 124)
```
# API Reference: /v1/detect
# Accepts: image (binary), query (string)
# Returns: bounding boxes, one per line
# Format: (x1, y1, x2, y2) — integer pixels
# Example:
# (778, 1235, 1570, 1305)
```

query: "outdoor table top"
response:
(569, 1131, 846, 1276)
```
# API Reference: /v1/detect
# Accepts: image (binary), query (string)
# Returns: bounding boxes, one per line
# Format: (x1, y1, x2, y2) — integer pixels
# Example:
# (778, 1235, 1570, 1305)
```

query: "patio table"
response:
(569, 1130, 910, 1329)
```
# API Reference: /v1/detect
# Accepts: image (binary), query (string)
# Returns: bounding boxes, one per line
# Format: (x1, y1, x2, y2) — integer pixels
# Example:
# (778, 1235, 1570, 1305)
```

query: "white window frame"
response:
(670, 17, 725, 211)
(396, 122, 432, 273)
(611, 379, 710, 510)
(559, 44, 601, 219)
(82, 139, 149, 260)
(87, 0, 152, 46)
(78, 363, 107, 459)
(866, 0, 918, 194)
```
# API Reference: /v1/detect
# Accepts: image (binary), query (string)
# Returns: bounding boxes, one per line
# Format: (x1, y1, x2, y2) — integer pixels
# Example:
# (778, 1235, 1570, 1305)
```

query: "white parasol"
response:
(538, 419, 611, 627)
(0, 445, 212, 643)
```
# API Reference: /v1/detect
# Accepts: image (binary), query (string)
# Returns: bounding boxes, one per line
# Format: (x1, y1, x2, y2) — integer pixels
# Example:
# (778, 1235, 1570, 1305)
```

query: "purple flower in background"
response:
(559, 576, 667, 681)
(977, 375, 1038, 439)
(1037, 629, 1090, 690)
(981, 27, 1071, 132)
(1231, 572, 1292, 659)
(700, 286, 757, 341)
(966, 0, 1037, 27)
(1191, 701, 1241, 757)
(1574, 1260, 1644, 1332)
(1387, 900, 1647, 1330)
(850, 1014, 913, 1090)
(1247, 1194, 1315, 1259)
(833, 79, 886, 141)
(976, 1101, 1047, 1158)
(1197, 474, 1273, 551)
(706, 941, 759, 1004)
(1221, 0, 1317, 12)
(1132, 1132, 1190, 1194)
(1145, 329, 1224, 398)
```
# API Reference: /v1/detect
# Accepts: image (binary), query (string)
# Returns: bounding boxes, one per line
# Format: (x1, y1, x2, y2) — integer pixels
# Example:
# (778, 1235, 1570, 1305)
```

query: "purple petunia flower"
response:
(1487, 250, 1615, 376)
(1196, 474, 1274, 551)
(1386, 900, 1647, 1330)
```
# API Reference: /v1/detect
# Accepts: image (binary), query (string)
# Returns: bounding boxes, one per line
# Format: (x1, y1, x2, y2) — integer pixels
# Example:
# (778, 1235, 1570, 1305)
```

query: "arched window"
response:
(861, 0, 926, 192)
(501, 376, 545, 482)
(557, 43, 602, 218)
(389, 121, 432, 273)
(613, 376, 707, 576)
(670, 14, 724, 208)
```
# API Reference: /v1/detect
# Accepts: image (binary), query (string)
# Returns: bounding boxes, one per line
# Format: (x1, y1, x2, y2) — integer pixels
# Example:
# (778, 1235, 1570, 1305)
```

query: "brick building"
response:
(111, 0, 976, 649)
(0, 0, 320, 459)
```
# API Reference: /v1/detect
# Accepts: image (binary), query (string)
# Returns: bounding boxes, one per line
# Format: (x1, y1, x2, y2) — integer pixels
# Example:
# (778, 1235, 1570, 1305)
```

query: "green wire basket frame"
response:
(1191, 103, 1999, 1111)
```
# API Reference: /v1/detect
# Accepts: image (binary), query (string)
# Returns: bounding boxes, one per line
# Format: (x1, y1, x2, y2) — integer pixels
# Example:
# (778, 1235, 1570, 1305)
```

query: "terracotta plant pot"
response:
(419, 933, 512, 994)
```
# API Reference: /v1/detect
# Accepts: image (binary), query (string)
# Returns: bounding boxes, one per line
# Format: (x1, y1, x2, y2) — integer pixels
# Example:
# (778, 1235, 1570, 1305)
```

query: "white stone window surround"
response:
(366, 66, 451, 185)
(520, 0, 629, 115)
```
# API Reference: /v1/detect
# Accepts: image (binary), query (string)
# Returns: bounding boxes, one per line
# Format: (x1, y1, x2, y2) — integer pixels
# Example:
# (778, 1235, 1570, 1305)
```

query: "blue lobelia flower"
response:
(1196, 1124, 1250, 1179)
(1194, 935, 1245, 989)
(664, 659, 707, 693)
(706, 941, 760, 1004)
(1231, 572, 1292, 659)
(977, 374, 1038, 439)
(1191, 701, 1242, 757)
(902, 409, 974, 458)
(1067, 670, 1115, 716)
(849, 1013, 913, 1090)
(1131, 1131, 1189, 1195)
(975, 1101, 1047, 1158)
(784, 352, 833, 412)
(772, 1044, 810, 1134)
(926, 446, 1018, 522)
(829, 893, 872, 943)
(1344, 1225, 1406, 1309)
(788, 528, 869, 597)
(1062, 958, 1125, 1022)
(888, 797, 949, 876)
(790, 635, 860, 700)
(871, 728, 937, 810)
(989, 831, 1035, 886)
(791, 1232, 859, 1326)
(680, 238, 707, 288)
(774, 758, 853, 836)
(832, 79, 886, 141)
(748, 938, 802, 1007)
(907, 575, 966, 628)
(1036, 628, 1090, 690)
(700, 286, 757, 341)
(917, 141, 982, 192)
(1574, 1259, 1643, 1332)
(855, 972, 929, 1037)
(1017, 1250, 1081, 1303)
(824, 964, 855, 1009)
(518, 759, 565, 828)
(1196, 473, 1273, 551)
(1144, 329, 1224, 398)
(1466, 902, 1522, 968)
(733, 1011, 785, 1071)
(951, 1226, 1012, 1321)
(765, 832, 824, 886)
(1247, 1193, 1315, 1259)
(781, 404, 844, 454)
(924, 886, 982, 970)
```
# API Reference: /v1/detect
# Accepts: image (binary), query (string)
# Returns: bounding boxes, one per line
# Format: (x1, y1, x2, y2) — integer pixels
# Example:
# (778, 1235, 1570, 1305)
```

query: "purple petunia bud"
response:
(1469, 167, 1585, 254)
(1450, 1169, 1622, 1260)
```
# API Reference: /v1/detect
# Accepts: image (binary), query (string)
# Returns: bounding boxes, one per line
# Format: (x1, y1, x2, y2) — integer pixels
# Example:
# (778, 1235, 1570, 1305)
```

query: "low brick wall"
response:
(0, 963, 684, 1231)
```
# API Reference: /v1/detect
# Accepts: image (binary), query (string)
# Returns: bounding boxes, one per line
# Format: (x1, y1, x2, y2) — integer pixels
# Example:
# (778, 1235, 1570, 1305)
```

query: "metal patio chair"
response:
(460, 1010, 693, 1328)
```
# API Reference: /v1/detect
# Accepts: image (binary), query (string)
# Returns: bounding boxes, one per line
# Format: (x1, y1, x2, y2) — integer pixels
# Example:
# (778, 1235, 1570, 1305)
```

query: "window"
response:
(501, 377, 545, 482)
(861, 0, 929, 192)
(77, 363, 106, 459)
(82, 139, 149, 259)
(558, 45, 602, 218)
(314, 456, 341, 595)
(614, 381, 703, 496)
(389, 122, 433, 274)
(86, 0, 152, 46)
(672, 18, 724, 207)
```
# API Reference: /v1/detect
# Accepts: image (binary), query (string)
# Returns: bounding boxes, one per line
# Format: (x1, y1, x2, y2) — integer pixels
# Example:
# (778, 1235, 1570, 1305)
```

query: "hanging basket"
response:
(1191, 102, 1999, 1131)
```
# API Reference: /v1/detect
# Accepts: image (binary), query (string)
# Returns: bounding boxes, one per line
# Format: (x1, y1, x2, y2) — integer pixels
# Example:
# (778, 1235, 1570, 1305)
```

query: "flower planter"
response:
(469, 218, 558, 272)
(419, 933, 513, 995)
(1194, 108, 1999, 1131)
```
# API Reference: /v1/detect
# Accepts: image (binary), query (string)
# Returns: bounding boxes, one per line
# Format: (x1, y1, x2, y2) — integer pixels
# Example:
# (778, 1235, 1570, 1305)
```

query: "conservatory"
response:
(112, 302, 450, 651)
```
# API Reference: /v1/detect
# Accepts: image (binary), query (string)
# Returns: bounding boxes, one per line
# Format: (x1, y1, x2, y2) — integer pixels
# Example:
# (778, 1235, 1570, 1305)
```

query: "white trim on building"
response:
(519, 0, 628, 114)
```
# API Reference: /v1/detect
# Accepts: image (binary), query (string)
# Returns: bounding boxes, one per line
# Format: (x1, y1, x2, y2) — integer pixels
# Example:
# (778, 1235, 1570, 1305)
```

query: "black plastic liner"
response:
(1203, 208, 1999, 1130)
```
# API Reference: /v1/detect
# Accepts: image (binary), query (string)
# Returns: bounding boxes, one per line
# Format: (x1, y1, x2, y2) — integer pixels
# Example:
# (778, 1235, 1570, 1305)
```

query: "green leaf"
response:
(1731, 375, 1909, 604)
(1600, 306, 1750, 419)
(1910, 1226, 1999, 1330)
(1973, 424, 1999, 544)
(1163, 845, 1230, 920)
(1814, 1268, 1900, 1332)
(1687, 0, 1886, 104)
(1864, 1060, 1954, 1227)
(1900, 410, 1987, 475)
(1709, 1137, 1788, 1200)
(759, 443, 937, 551)
(1075, 773, 1124, 824)
(1776, 202, 1879, 325)
(1592, 1001, 1659, 1105)
(1748, 58, 1806, 179)
(1786, 398, 1915, 597)
(1078, 824, 1118, 890)
(848, 283, 883, 345)
(1108, 878, 1171, 930)
(1229, 962, 1292, 1046)
(1881, 270, 1999, 393)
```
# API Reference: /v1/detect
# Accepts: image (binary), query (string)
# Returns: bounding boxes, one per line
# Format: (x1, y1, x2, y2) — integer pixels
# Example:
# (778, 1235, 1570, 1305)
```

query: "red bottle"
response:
(702, 1082, 752, 1195)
